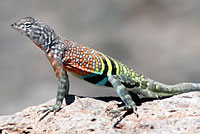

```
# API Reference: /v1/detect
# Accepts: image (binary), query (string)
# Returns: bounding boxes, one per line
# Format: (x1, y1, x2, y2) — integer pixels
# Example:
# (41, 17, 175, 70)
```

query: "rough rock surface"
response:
(0, 92, 200, 134)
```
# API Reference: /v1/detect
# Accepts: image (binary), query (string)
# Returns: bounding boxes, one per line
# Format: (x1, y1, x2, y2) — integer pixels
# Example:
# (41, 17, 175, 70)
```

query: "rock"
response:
(0, 92, 200, 134)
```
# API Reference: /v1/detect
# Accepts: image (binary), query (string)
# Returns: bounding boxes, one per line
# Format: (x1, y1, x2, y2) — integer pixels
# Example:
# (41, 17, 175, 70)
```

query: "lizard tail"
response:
(167, 83, 200, 95)
(145, 79, 200, 97)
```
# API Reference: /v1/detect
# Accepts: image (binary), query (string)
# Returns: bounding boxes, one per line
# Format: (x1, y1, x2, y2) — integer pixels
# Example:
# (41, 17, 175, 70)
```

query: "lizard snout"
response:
(11, 23, 16, 27)
(11, 23, 18, 30)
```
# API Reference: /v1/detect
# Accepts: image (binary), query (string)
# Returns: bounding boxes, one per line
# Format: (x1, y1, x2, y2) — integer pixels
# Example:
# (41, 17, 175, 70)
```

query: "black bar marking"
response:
(105, 81, 112, 87)
(107, 56, 117, 75)
(84, 75, 106, 84)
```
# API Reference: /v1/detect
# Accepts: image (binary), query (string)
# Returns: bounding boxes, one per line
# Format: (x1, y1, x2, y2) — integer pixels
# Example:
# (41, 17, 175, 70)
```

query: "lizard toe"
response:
(38, 104, 61, 121)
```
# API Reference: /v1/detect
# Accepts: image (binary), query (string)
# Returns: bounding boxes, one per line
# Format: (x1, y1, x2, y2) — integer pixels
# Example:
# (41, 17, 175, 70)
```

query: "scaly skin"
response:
(11, 17, 200, 120)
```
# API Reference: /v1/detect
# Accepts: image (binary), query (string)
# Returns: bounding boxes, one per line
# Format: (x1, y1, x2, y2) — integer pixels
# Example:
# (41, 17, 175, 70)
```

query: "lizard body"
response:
(11, 17, 200, 118)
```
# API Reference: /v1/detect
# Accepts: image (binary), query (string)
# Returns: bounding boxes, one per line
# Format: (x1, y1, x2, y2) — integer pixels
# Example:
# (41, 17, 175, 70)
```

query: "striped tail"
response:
(145, 79, 200, 97)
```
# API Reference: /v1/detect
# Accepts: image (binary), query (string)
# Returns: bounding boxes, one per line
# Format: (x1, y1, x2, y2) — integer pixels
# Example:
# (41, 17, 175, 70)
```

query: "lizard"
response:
(11, 17, 200, 120)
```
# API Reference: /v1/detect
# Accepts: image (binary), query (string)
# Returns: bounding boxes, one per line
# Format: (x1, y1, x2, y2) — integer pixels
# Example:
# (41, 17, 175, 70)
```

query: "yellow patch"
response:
(101, 53, 112, 75)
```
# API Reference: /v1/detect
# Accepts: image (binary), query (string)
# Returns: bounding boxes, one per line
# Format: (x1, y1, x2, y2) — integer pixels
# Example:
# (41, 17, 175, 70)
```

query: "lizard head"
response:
(11, 17, 58, 51)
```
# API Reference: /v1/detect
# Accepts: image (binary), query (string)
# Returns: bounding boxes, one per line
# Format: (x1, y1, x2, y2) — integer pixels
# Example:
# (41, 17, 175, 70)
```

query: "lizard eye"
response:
(25, 22, 32, 28)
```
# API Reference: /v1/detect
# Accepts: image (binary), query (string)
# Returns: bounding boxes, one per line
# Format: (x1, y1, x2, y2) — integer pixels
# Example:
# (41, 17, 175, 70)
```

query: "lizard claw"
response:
(132, 107, 139, 118)
(109, 105, 139, 119)
(109, 109, 121, 120)
(38, 105, 61, 121)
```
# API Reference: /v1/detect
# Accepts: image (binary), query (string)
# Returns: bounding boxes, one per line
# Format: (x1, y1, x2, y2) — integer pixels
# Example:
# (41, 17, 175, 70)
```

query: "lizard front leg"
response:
(39, 70, 69, 121)
(108, 75, 138, 118)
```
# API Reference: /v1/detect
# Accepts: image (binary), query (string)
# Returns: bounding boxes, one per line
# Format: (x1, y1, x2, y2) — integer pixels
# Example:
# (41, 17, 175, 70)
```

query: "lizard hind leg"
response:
(108, 75, 139, 118)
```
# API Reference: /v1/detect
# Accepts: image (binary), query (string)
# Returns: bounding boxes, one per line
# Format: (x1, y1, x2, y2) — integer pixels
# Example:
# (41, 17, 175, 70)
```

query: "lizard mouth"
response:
(11, 23, 25, 35)
(11, 23, 18, 30)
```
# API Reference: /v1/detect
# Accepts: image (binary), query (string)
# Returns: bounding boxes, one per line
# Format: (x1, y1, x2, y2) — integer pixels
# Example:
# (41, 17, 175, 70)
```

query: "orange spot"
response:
(80, 58, 83, 63)
(85, 54, 89, 58)
(89, 61, 93, 65)
(76, 54, 80, 58)
(75, 63, 79, 67)
(68, 47, 72, 51)
(89, 65, 92, 69)
(79, 45, 82, 48)
(80, 51, 84, 55)
(69, 53, 73, 57)
(90, 64, 93, 67)
(73, 47, 77, 51)
(88, 51, 91, 54)
(85, 60, 88, 63)
(89, 58, 93, 62)
(83, 48, 87, 51)
(69, 42, 73, 46)
(65, 40, 69, 43)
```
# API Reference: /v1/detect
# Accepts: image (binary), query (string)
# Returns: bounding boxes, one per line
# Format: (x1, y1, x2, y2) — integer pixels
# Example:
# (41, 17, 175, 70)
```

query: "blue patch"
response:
(96, 77, 108, 86)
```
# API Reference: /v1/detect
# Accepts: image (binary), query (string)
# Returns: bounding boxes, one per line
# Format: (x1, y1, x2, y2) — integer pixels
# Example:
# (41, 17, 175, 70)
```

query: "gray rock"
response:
(0, 92, 200, 134)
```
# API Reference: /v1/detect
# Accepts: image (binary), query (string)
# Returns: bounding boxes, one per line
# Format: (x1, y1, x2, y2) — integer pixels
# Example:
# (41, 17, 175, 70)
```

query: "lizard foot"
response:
(109, 105, 139, 119)
(38, 104, 61, 121)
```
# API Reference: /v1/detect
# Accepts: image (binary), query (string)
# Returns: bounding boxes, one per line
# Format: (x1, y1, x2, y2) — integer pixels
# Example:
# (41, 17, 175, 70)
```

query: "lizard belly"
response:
(64, 64, 112, 87)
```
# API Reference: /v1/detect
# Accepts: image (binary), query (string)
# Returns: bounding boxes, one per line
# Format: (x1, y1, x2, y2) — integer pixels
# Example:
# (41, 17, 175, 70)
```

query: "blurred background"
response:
(1, 0, 200, 115)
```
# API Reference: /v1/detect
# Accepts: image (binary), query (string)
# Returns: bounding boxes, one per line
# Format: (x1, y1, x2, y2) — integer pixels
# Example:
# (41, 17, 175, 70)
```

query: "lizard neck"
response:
(44, 37, 67, 64)
(31, 31, 66, 55)
(28, 23, 61, 53)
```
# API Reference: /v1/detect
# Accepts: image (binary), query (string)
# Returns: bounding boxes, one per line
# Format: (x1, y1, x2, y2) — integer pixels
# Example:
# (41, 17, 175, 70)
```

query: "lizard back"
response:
(62, 40, 143, 88)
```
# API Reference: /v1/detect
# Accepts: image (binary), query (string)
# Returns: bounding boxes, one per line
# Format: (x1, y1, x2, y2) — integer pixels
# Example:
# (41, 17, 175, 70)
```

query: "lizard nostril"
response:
(11, 23, 16, 27)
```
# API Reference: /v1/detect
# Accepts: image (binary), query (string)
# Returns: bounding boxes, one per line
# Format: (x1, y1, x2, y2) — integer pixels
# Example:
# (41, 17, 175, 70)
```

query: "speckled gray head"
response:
(11, 17, 58, 51)
(11, 17, 48, 39)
